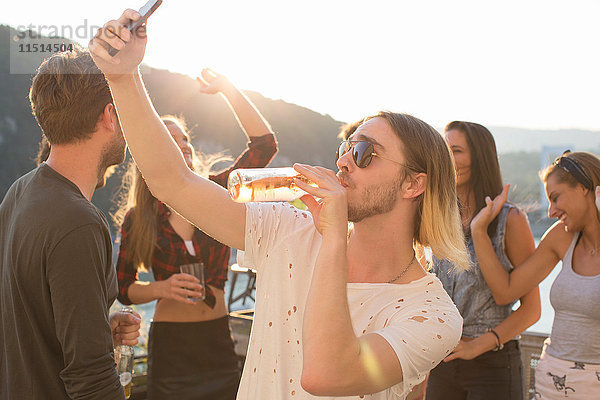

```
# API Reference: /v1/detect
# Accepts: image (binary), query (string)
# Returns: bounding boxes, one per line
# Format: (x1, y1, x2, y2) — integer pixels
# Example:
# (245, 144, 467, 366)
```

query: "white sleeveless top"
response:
(547, 232, 600, 364)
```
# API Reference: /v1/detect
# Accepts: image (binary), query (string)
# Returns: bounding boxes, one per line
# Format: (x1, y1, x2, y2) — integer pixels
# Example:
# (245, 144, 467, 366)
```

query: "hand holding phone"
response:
(108, 0, 163, 56)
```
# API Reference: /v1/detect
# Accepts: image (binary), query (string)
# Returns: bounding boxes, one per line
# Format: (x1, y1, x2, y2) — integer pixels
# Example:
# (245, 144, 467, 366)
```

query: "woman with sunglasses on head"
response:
(471, 150, 600, 399)
(426, 121, 541, 400)
(114, 69, 278, 400)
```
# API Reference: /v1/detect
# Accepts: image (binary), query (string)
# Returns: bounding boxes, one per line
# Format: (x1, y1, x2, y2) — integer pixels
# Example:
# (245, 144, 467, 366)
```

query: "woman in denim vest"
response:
(426, 121, 541, 400)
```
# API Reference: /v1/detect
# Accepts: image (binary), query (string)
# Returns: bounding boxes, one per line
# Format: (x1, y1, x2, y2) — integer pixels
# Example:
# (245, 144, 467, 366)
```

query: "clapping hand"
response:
(470, 184, 510, 235)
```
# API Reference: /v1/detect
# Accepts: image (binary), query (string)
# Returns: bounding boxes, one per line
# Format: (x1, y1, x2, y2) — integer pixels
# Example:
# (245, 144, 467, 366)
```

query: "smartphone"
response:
(126, 0, 163, 32)
(108, 0, 163, 56)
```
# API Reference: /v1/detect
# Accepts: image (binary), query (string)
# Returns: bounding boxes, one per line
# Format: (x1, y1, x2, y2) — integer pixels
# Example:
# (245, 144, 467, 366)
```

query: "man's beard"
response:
(96, 126, 126, 189)
(347, 174, 404, 223)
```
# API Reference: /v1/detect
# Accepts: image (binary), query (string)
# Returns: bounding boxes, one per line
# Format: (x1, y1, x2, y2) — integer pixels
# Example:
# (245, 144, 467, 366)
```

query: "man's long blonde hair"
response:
(366, 112, 470, 271)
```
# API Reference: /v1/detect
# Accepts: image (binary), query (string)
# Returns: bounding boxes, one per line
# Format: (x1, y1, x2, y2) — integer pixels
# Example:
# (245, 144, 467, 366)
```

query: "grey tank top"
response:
(546, 232, 600, 364)
(432, 204, 516, 337)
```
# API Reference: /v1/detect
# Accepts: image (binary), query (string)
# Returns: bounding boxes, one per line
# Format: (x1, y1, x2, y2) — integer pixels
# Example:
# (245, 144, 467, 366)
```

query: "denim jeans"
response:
(426, 340, 523, 400)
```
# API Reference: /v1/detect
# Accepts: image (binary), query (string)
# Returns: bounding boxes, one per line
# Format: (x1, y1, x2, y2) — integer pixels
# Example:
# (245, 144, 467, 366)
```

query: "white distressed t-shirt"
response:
(237, 202, 462, 400)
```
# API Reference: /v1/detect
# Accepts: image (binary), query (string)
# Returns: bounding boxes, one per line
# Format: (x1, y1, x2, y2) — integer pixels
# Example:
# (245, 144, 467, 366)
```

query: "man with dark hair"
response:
(0, 47, 140, 400)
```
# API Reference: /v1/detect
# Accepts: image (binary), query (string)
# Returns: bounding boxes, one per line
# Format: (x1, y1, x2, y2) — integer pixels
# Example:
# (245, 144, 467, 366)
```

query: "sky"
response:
(4, 0, 600, 130)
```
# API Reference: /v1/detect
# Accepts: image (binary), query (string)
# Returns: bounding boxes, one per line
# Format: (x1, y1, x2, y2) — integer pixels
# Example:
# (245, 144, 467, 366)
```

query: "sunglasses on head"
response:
(336, 140, 416, 170)
(553, 150, 594, 191)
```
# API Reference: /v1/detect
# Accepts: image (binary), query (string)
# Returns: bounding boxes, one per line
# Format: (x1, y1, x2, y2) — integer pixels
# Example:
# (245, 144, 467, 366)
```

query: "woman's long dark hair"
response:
(445, 121, 504, 239)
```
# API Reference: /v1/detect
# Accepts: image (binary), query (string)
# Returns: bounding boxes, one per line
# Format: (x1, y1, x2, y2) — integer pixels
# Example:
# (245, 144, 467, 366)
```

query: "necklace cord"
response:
(387, 252, 417, 284)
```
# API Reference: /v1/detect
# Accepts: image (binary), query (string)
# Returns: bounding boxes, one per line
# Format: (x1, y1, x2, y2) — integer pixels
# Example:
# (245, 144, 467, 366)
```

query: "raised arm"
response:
(89, 10, 245, 250)
(471, 185, 562, 304)
(197, 68, 275, 139)
(490, 207, 540, 339)
(445, 208, 541, 361)
(199, 69, 278, 186)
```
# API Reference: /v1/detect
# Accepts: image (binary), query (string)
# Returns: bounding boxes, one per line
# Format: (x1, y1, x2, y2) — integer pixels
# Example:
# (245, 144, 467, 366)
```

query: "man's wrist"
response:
(321, 228, 349, 245)
(105, 68, 140, 85)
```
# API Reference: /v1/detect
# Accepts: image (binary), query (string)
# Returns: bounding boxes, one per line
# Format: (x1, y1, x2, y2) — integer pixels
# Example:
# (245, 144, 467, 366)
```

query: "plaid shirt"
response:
(116, 133, 277, 308)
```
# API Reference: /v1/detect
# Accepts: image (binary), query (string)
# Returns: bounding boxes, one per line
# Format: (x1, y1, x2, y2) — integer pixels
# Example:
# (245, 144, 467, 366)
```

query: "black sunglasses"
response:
(336, 140, 416, 170)
(553, 150, 594, 190)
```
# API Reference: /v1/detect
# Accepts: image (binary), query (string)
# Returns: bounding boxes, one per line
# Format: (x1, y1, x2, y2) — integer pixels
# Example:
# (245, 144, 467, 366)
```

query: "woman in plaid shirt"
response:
(114, 69, 277, 400)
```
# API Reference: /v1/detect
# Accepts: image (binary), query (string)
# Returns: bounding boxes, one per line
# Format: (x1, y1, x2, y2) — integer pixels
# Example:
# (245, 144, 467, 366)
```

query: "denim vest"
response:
(432, 204, 516, 338)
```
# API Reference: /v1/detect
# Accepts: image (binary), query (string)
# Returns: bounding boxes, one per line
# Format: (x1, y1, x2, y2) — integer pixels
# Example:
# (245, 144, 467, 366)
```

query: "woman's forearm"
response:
(220, 84, 274, 138)
(472, 229, 516, 304)
(492, 287, 541, 345)
(126, 280, 164, 304)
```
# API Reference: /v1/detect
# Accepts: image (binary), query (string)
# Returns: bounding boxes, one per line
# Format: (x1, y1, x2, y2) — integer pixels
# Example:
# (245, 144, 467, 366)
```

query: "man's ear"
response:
(403, 173, 427, 199)
(99, 103, 117, 132)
